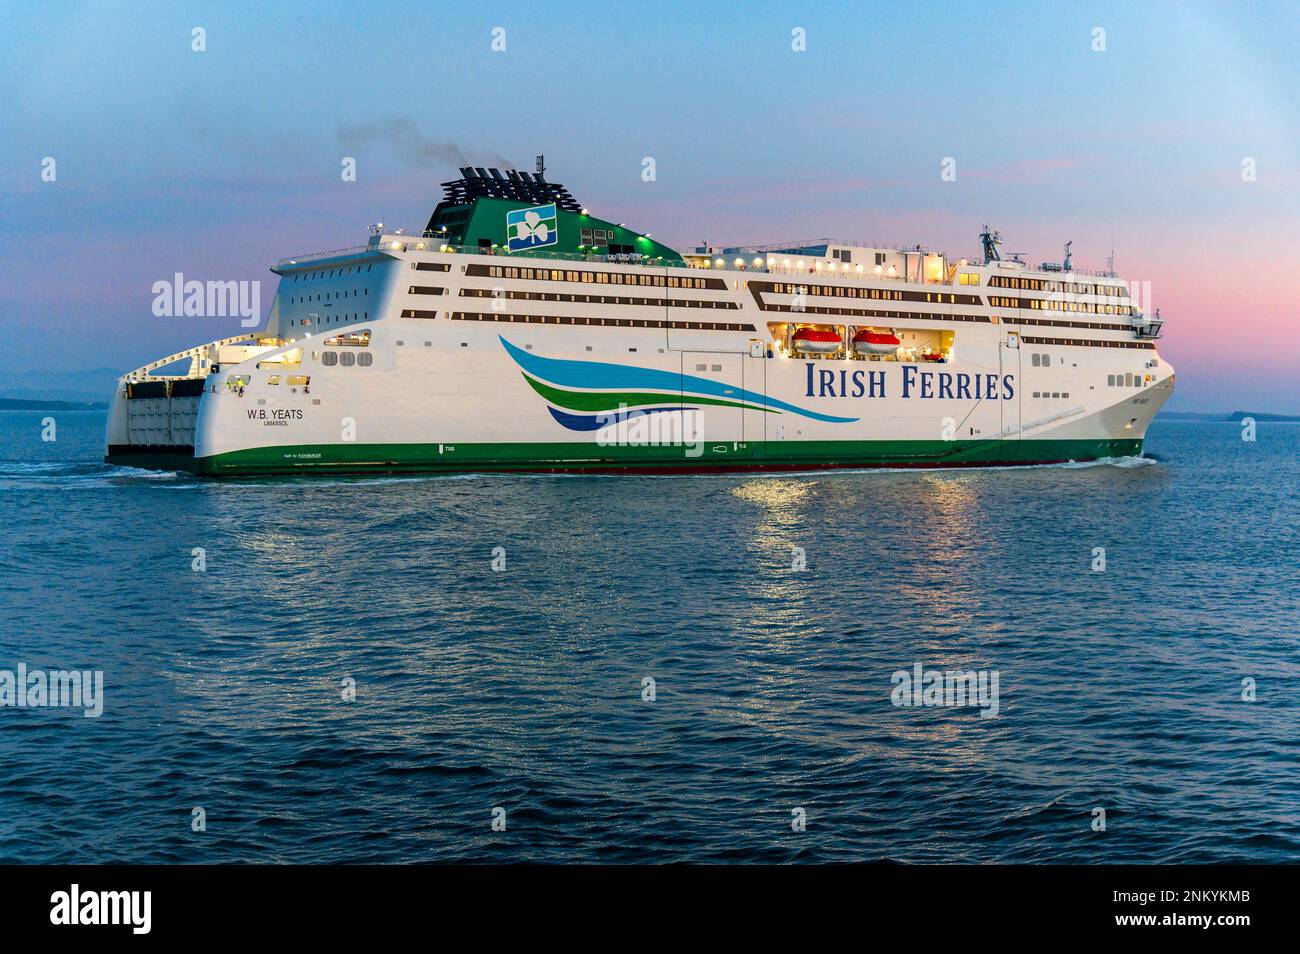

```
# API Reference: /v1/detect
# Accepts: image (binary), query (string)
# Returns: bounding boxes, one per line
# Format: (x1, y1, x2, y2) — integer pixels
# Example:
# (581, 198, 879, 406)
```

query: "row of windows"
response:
(1032, 391, 1071, 399)
(412, 262, 452, 272)
(956, 272, 982, 285)
(998, 314, 1136, 331)
(989, 295, 1136, 316)
(292, 264, 374, 282)
(292, 312, 369, 326)
(289, 288, 368, 304)
(765, 282, 981, 306)
(401, 309, 438, 319)
(458, 288, 740, 310)
(468, 263, 726, 289)
(755, 284, 1146, 337)
(579, 228, 612, 246)
(762, 301, 992, 325)
(409, 286, 445, 295)
(989, 275, 1127, 296)
(449, 311, 757, 332)
(1020, 335, 1154, 350)
(1108, 373, 1147, 387)
(320, 350, 374, 367)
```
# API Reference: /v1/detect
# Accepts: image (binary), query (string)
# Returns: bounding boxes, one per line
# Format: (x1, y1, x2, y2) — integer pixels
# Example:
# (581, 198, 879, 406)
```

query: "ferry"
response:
(105, 161, 1173, 475)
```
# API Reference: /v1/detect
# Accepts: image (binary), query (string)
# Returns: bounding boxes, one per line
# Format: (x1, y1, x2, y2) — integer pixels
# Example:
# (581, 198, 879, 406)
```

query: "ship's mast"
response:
(979, 224, 1002, 263)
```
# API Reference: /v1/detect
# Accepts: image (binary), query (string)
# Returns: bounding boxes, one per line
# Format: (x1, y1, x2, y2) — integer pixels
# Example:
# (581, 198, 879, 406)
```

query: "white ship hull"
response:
(106, 212, 1173, 475)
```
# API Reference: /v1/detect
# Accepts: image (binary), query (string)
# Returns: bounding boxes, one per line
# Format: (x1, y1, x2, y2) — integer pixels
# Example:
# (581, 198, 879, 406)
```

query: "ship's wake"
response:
(0, 460, 192, 489)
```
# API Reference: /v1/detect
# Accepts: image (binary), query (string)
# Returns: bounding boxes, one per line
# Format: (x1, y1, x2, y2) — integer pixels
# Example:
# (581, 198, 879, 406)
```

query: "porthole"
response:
(321, 352, 338, 366)
(339, 351, 356, 367)
(357, 352, 373, 367)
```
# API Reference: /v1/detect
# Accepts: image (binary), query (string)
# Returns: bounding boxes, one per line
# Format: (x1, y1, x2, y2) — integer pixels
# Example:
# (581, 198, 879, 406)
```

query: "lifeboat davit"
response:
(852, 329, 901, 355)
(791, 328, 841, 353)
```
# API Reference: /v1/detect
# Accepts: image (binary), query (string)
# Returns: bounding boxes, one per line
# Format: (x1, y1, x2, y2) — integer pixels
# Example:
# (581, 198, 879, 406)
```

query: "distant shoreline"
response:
(0, 399, 109, 411)
(1159, 410, 1300, 422)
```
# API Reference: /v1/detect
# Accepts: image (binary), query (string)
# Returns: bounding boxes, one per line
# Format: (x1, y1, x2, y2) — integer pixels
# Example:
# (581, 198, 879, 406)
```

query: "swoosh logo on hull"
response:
(500, 336, 857, 429)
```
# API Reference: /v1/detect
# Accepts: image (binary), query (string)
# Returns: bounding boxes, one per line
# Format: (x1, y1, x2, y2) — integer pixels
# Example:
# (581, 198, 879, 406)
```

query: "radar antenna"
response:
(535, 154, 546, 177)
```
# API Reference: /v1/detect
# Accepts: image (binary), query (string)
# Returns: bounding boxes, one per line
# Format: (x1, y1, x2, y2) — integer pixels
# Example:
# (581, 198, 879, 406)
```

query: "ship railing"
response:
(122, 335, 261, 383)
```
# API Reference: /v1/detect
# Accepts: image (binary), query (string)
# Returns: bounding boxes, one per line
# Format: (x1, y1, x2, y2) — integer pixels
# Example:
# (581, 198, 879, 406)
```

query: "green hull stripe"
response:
(173, 438, 1146, 476)
(520, 372, 772, 414)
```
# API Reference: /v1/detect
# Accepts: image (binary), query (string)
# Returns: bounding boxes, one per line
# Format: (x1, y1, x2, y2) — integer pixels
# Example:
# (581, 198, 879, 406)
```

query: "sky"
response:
(0, 0, 1297, 411)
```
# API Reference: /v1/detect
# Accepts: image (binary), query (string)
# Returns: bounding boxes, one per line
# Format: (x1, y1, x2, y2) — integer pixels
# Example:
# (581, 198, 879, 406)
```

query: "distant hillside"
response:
(1159, 410, 1300, 422)
(1226, 410, 1300, 422)
(0, 366, 121, 405)
(0, 398, 108, 411)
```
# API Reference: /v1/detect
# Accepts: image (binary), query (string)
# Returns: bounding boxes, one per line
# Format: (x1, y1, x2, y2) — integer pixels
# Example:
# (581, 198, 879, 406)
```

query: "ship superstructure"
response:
(106, 165, 1173, 475)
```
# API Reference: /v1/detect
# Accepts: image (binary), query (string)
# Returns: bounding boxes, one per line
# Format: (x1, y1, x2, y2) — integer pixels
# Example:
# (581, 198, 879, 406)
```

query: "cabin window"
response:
(1031, 353, 1041, 367)
(339, 352, 355, 367)
(321, 352, 338, 366)
(358, 352, 373, 367)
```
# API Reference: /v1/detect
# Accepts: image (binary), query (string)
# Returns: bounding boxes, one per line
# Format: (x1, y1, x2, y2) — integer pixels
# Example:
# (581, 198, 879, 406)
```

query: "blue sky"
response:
(1, 0, 1297, 410)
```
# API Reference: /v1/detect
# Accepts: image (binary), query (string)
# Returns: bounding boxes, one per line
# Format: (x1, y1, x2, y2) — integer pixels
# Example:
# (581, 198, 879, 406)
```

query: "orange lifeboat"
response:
(791, 328, 842, 354)
(852, 329, 901, 355)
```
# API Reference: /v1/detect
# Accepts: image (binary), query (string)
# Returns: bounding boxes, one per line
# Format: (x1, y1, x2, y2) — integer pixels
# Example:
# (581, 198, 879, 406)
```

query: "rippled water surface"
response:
(0, 411, 1297, 863)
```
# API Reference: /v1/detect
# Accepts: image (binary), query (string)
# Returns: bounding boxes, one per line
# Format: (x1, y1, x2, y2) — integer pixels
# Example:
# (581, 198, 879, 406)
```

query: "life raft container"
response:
(852, 330, 901, 355)
(791, 328, 841, 353)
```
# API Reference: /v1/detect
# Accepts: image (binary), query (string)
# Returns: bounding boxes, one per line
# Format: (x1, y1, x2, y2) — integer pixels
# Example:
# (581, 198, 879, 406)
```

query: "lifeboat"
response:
(791, 328, 842, 354)
(852, 329, 901, 355)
